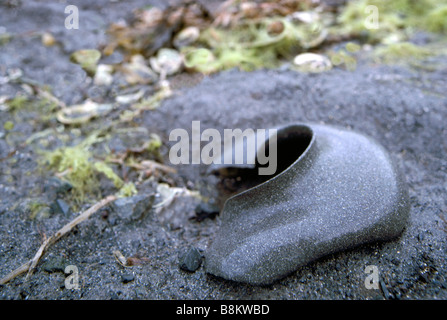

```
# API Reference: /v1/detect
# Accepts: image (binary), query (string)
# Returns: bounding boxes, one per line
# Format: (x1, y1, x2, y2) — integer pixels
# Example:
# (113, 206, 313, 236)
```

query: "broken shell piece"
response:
(149, 48, 183, 77)
(290, 11, 320, 24)
(113, 250, 129, 267)
(121, 54, 157, 85)
(183, 48, 215, 73)
(115, 89, 145, 104)
(293, 53, 332, 73)
(70, 49, 101, 76)
(57, 100, 113, 125)
(173, 26, 200, 49)
(94, 64, 114, 86)
(299, 23, 328, 49)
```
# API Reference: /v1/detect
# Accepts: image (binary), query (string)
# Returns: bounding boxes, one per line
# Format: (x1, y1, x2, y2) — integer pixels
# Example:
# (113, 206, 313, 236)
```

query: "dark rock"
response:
(42, 256, 67, 273)
(43, 177, 73, 197)
(205, 123, 410, 285)
(193, 201, 220, 221)
(50, 199, 71, 216)
(179, 246, 203, 272)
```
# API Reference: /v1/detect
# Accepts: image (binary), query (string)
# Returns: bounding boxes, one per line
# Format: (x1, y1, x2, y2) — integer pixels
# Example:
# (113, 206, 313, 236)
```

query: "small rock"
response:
(51, 199, 71, 216)
(121, 273, 135, 283)
(42, 256, 67, 273)
(179, 246, 203, 272)
(111, 194, 155, 222)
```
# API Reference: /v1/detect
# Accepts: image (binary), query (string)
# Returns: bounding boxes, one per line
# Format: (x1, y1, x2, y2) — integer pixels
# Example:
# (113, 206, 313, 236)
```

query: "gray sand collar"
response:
(205, 122, 410, 285)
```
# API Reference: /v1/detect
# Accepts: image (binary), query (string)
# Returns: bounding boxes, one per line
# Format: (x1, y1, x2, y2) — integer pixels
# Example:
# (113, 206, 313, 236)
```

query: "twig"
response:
(0, 195, 117, 285)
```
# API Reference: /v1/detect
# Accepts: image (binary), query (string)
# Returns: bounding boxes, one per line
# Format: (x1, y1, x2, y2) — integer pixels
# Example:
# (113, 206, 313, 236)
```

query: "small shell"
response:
(41, 32, 56, 46)
(173, 26, 200, 49)
(293, 53, 332, 73)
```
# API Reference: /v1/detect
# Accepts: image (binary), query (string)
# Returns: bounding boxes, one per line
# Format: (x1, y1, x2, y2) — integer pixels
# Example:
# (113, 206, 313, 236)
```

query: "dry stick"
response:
(0, 195, 117, 285)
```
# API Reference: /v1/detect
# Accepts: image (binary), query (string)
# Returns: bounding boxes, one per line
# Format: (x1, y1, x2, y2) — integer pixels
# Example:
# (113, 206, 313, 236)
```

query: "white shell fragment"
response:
(115, 89, 145, 104)
(94, 64, 114, 86)
(149, 48, 183, 77)
(290, 11, 320, 24)
(57, 100, 113, 124)
(293, 53, 332, 73)
(121, 54, 157, 85)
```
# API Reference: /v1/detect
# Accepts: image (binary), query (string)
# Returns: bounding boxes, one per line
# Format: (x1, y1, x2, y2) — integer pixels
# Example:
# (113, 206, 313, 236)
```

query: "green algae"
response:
(184, 17, 327, 73)
(375, 42, 434, 64)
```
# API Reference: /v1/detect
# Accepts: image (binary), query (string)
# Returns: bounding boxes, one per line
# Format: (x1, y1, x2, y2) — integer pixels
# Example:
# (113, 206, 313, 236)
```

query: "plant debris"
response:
(0, 195, 117, 285)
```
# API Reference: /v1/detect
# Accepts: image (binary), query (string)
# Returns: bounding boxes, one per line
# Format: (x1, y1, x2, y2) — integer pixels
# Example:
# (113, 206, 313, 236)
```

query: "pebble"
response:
(42, 256, 67, 273)
(111, 194, 154, 222)
(50, 199, 71, 216)
(179, 246, 203, 272)
(121, 273, 135, 283)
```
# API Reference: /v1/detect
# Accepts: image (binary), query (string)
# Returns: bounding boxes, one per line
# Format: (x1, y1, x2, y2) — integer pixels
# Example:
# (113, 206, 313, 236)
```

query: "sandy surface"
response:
(1, 0, 446, 300)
